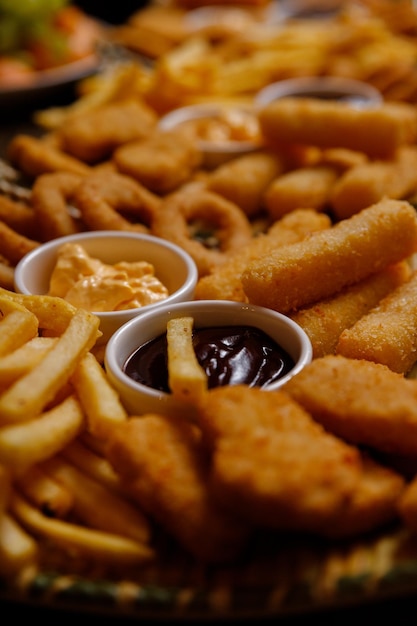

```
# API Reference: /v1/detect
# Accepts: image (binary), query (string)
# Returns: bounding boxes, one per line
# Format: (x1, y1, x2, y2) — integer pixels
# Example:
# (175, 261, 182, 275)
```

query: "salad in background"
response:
(0, 0, 102, 87)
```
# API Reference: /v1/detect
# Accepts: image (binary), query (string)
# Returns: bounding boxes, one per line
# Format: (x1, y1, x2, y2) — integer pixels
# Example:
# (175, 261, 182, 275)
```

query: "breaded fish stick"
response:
(195, 209, 331, 302)
(290, 261, 411, 358)
(258, 98, 417, 158)
(331, 145, 417, 219)
(284, 354, 417, 456)
(242, 199, 417, 313)
(336, 269, 417, 374)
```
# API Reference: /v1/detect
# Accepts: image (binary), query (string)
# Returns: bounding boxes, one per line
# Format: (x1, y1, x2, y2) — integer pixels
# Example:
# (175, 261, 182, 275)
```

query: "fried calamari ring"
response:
(0, 195, 38, 239)
(6, 134, 91, 178)
(0, 221, 39, 265)
(73, 171, 161, 233)
(152, 189, 252, 276)
(31, 172, 86, 241)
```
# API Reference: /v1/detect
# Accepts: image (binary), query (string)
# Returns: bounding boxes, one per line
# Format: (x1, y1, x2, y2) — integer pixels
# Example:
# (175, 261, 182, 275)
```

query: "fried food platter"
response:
(5, 0, 417, 622)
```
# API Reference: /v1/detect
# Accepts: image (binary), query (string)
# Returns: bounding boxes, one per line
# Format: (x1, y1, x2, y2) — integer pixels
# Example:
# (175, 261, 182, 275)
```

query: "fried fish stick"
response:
(290, 261, 411, 358)
(336, 269, 417, 374)
(264, 164, 340, 219)
(195, 209, 331, 302)
(284, 354, 417, 457)
(207, 150, 286, 217)
(258, 98, 417, 158)
(242, 199, 417, 313)
(331, 145, 417, 219)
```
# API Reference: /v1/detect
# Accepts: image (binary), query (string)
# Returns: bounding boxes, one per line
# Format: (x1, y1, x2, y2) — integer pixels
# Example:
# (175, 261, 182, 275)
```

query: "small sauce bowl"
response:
(158, 103, 262, 169)
(104, 299, 312, 416)
(255, 76, 383, 109)
(14, 231, 198, 345)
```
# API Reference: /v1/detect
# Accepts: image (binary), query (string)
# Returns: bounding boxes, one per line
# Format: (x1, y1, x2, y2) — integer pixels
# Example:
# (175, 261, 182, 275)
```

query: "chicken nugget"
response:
(336, 270, 417, 374)
(290, 261, 411, 358)
(284, 354, 417, 456)
(206, 150, 286, 217)
(264, 164, 340, 220)
(113, 129, 203, 194)
(57, 99, 158, 164)
(195, 208, 331, 301)
(104, 414, 250, 563)
(242, 198, 417, 313)
(331, 145, 417, 219)
(196, 385, 402, 537)
(258, 98, 417, 158)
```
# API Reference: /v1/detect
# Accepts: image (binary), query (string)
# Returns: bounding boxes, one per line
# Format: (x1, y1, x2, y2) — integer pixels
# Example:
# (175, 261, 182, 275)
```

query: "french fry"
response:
(0, 395, 84, 471)
(0, 308, 100, 423)
(42, 455, 151, 544)
(166, 316, 207, 402)
(0, 337, 57, 388)
(15, 464, 74, 518)
(71, 352, 128, 438)
(0, 297, 39, 357)
(62, 439, 123, 494)
(10, 491, 154, 565)
(0, 512, 38, 576)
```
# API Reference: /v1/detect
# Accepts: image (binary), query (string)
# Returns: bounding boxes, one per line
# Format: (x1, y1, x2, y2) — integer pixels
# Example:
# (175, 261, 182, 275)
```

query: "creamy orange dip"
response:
(179, 109, 261, 144)
(48, 243, 169, 312)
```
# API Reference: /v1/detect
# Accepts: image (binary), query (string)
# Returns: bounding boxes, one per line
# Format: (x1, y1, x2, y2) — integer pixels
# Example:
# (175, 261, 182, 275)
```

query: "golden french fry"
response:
(62, 439, 123, 494)
(0, 308, 100, 423)
(0, 512, 38, 576)
(167, 316, 207, 402)
(42, 455, 151, 544)
(0, 395, 84, 471)
(15, 464, 74, 518)
(0, 337, 57, 387)
(0, 296, 39, 357)
(71, 352, 128, 438)
(10, 491, 154, 565)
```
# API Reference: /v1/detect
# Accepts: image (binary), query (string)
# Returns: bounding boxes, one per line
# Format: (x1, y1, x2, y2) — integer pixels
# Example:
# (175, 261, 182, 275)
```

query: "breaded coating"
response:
(331, 145, 417, 219)
(104, 414, 250, 563)
(195, 209, 331, 302)
(264, 164, 340, 220)
(196, 386, 367, 535)
(290, 261, 411, 358)
(398, 475, 417, 533)
(258, 98, 417, 158)
(336, 270, 417, 374)
(113, 129, 203, 194)
(206, 150, 286, 217)
(284, 354, 417, 456)
(241, 199, 417, 313)
(57, 99, 158, 163)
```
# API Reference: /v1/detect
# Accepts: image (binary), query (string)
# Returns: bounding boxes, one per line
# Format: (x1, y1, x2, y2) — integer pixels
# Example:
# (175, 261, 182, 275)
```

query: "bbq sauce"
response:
(124, 325, 295, 392)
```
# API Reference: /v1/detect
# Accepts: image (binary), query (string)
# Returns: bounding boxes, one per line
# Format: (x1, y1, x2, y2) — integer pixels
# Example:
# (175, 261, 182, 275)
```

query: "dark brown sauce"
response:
(124, 325, 295, 392)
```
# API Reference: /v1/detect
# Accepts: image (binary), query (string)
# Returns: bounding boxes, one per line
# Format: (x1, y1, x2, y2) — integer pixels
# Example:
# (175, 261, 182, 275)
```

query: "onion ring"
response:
(0, 195, 38, 239)
(31, 172, 86, 242)
(152, 188, 253, 276)
(73, 171, 161, 233)
(0, 221, 39, 265)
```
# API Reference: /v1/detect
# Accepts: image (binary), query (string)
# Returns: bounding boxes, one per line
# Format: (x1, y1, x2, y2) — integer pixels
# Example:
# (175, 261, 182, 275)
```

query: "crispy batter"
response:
(113, 129, 203, 195)
(336, 269, 417, 374)
(195, 385, 403, 537)
(104, 414, 250, 563)
(242, 198, 417, 313)
(195, 208, 331, 301)
(284, 354, 417, 456)
(290, 261, 411, 358)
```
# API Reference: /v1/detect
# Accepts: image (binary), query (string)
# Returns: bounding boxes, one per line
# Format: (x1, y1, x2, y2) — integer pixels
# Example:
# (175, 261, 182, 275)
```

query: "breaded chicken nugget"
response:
(331, 145, 417, 219)
(104, 414, 250, 563)
(264, 164, 340, 220)
(336, 270, 417, 374)
(290, 262, 411, 358)
(196, 385, 402, 537)
(258, 98, 417, 158)
(284, 354, 417, 456)
(207, 150, 286, 217)
(195, 209, 331, 302)
(242, 198, 417, 313)
(113, 129, 203, 194)
(57, 99, 158, 164)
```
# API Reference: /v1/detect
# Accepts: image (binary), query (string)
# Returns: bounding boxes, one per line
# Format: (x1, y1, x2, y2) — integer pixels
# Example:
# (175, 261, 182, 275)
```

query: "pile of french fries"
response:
(0, 289, 155, 579)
